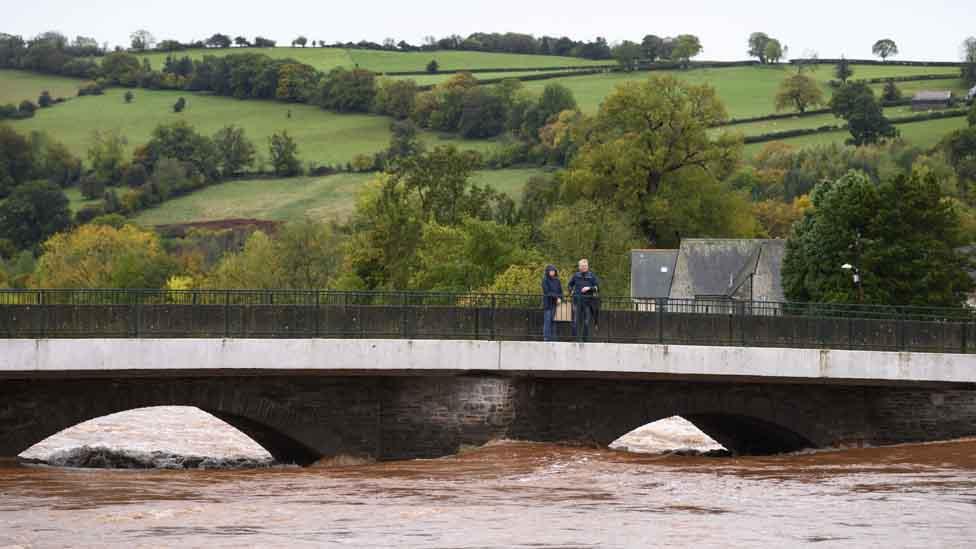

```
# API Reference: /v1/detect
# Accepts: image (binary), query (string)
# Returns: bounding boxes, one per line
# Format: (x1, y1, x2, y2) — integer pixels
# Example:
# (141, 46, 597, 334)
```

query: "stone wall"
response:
(3, 374, 976, 463)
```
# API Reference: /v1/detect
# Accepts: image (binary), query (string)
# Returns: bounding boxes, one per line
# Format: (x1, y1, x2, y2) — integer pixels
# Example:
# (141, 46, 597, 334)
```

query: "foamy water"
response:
(20, 407, 720, 461)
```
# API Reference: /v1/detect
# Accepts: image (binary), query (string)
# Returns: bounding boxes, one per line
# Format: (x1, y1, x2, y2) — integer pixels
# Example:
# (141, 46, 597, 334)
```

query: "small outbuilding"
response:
(911, 90, 952, 111)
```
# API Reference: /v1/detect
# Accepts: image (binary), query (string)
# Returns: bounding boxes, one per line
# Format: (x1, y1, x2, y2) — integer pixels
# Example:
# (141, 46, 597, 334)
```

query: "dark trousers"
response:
(543, 308, 556, 342)
(572, 297, 593, 341)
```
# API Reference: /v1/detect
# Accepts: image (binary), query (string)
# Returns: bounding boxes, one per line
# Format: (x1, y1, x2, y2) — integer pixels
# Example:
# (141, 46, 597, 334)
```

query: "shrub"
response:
(79, 173, 106, 199)
(74, 204, 106, 225)
(18, 100, 37, 116)
(124, 90, 134, 103)
(882, 80, 902, 102)
(173, 97, 186, 113)
(0, 104, 19, 120)
(426, 60, 439, 73)
(38, 91, 53, 108)
(77, 81, 105, 97)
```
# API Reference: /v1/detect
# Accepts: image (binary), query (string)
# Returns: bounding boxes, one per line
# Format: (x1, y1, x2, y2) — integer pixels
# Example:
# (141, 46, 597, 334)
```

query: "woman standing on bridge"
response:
(542, 265, 563, 342)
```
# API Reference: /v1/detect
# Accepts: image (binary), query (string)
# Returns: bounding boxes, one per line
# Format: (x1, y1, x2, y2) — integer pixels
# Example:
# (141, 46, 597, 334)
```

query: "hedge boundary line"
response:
(827, 73, 963, 87)
(721, 100, 912, 127)
(384, 65, 616, 76)
(742, 109, 969, 144)
(790, 58, 964, 67)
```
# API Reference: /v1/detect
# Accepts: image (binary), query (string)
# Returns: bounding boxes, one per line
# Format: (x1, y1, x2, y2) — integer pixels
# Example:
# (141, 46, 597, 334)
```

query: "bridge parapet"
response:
(1, 290, 974, 354)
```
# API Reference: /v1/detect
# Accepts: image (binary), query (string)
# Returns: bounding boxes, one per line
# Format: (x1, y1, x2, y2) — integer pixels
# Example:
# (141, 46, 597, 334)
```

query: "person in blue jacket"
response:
(541, 264, 563, 342)
(567, 258, 599, 341)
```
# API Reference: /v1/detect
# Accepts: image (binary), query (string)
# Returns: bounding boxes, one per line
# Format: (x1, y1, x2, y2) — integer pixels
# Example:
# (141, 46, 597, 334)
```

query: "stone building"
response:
(631, 239, 786, 313)
(911, 90, 952, 111)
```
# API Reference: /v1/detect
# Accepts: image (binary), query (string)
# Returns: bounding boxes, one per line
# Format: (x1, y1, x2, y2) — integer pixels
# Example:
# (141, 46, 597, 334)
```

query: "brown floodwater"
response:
(2, 409, 975, 548)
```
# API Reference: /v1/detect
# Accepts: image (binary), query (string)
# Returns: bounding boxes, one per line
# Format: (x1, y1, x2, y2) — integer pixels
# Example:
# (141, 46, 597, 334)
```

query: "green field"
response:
(117, 47, 609, 75)
(131, 47, 353, 73)
(723, 106, 927, 137)
(523, 65, 965, 118)
(1, 79, 498, 167)
(131, 168, 546, 226)
(347, 49, 610, 72)
(0, 70, 87, 104)
(742, 116, 969, 157)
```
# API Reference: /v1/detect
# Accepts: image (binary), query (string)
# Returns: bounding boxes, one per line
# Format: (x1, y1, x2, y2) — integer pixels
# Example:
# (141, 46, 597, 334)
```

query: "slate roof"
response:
(630, 250, 678, 299)
(912, 90, 952, 102)
(668, 239, 786, 301)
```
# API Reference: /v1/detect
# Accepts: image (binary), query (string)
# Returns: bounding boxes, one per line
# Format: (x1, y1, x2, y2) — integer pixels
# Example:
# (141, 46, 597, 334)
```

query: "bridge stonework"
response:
(3, 375, 976, 464)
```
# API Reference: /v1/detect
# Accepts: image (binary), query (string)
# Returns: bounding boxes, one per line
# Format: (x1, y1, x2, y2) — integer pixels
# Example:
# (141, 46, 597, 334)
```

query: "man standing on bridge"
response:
(567, 258, 599, 342)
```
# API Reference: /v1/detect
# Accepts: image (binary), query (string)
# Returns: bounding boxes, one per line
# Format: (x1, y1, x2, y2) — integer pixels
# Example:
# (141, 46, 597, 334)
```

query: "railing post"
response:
(656, 298, 664, 344)
(490, 295, 496, 341)
(399, 292, 407, 339)
(224, 290, 230, 338)
(314, 291, 320, 338)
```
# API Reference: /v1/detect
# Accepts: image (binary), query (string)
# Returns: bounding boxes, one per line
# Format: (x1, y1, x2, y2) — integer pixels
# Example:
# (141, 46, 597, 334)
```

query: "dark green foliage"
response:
(830, 82, 898, 146)
(317, 68, 377, 113)
(124, 90, 134, 103)
(101, 51, 142, 86)
(882, 80, 902, 102)
(17, 100, 37, 116)
(385, 120, 425, 167)
(212, 125, 256, 177)
(122, 163, 148, 188)
(173, 97, 186, 113)
(834, 57, 853, 83)
(0, 125, 33, 197)
(0, 181, 72, 250)
(373, 78, 417, 120)
(783, 171, 972, 306)
(943, 126, 976, 183)
(74, 204, 106, 225)
(37, 90, 52, 108)
(426, 60, 439, 73)
(77, 81, 104, 96)
(206, 33, 232, 49)
(269, 131, 302, 177)
(142, 121, 220, 182)
(458, 87, 506, 138)
(79, 173, 106, 199)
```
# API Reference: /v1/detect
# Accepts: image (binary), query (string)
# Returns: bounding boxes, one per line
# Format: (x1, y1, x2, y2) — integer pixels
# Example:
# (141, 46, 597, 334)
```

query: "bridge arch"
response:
(525, 379, 826, 455)
(2, 378, 344, 466)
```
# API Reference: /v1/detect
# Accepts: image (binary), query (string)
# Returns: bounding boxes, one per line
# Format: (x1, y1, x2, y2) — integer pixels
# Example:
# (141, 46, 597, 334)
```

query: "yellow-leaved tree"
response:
(34, 224, 177, 288)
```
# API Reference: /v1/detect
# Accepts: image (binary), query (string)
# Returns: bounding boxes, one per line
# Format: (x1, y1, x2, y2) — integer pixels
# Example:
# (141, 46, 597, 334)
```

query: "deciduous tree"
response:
(775, 74, 825, 113)
(872, 39, 899, 62)
(0, 181, 71, 250)
(34, 224, 177, 288)
(212, 125, 255, 176)
(671, 34, 702, 68)
(269, 130, 301, 176)
(561, 75, 742, 244)
(830, 82, 898, 145)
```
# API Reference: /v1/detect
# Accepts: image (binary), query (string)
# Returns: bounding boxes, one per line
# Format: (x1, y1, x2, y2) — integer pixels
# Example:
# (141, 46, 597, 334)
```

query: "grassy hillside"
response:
(2, 82, 498, 167)
(347, 49, 610, 72)
(131, 168, 547, 226)
(0, 70, 86, 104)
(742, 116, 968, 158)
(522, 65, 965, 117)
(117, 47, 609, 74)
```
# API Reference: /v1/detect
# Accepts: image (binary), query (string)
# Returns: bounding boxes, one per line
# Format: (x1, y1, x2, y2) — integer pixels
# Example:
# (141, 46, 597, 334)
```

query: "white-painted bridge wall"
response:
(2, 339, 975, 385)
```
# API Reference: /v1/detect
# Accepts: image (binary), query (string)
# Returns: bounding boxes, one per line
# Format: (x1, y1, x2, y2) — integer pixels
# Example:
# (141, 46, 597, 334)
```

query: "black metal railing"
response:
(0, 289, 973, 354)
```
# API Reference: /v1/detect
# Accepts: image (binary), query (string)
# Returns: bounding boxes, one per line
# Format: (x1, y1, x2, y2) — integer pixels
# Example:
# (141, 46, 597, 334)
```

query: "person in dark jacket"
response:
(541, 264, 563, 342)
(567, 258, 599, 341)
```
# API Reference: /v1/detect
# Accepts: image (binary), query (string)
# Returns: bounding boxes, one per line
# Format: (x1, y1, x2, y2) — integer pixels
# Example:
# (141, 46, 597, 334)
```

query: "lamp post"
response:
(841, 263, 864, 303)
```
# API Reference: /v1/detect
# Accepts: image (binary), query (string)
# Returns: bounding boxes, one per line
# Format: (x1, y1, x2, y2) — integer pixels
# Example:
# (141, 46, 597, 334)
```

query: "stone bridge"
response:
(2, 339, 975, 464)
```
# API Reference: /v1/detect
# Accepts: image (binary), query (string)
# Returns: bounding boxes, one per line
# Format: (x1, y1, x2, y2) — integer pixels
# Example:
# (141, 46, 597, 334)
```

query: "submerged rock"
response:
(25, 446, 276, 470)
